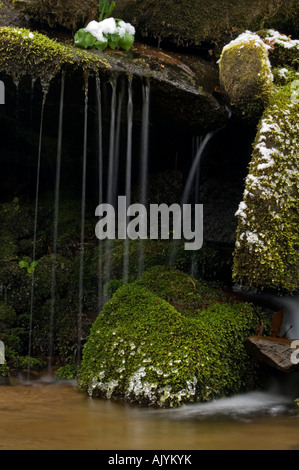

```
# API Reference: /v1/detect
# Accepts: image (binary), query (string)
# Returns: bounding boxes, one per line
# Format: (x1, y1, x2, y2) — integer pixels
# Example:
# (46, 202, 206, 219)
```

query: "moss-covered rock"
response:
(78, 267, 268, 407)
(260, 29, 299, 69)
(219, 31, 274, 120)
(233, 80, 299, 292)
(0, 25, 108, 88)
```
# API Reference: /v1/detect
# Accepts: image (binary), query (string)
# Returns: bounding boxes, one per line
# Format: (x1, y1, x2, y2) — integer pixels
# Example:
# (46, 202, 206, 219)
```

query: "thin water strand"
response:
(112, 79, 124, 208)
(103, 77, 118, 299)
(77, 76, 89, 365)
(96, 76, 104, 312)
(168, 131, 214, 268)
(123, 76, 133, 283)
(106, 76, 117, 206)
(27, 92, 47, 382)
(48, 69, 66, 369)
(138, 80, 150, 278)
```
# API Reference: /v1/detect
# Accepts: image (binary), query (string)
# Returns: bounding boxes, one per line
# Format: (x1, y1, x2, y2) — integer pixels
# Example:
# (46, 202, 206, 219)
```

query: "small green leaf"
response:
(105, 1, 116, 19)
(95, 38, 108, 51)
(19, 260, 29, 269)
(99, 0, 109, 21)
(74, 29, 89, 49)
(108, 33, 119, 49)
(119, 32, 135, 51)
(85, 32, 97, 48)
(31, 261, 39, 269)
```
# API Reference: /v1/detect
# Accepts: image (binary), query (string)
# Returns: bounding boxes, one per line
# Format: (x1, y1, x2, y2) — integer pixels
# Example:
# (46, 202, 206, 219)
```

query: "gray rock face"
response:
(245, 335, 299, 373)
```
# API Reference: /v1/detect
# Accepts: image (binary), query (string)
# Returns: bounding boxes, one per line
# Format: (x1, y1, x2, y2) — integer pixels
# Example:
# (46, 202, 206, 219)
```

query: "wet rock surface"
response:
(13, 0, 299, 52)
(245, 336, 299, 373)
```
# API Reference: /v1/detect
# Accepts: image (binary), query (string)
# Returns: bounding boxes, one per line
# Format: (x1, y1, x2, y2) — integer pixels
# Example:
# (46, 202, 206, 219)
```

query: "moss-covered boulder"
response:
(233, 79, 299, 292)
(219, 32, 274, 119)
(78, 266, 267, 407)
(0, 25, 108, 87)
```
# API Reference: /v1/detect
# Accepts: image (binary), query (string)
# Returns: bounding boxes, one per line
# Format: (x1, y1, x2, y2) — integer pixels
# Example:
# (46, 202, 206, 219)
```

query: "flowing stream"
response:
(1, 374, 299, 450)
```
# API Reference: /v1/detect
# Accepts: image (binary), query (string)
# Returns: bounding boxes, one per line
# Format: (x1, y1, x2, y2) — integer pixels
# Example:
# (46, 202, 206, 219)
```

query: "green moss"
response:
(257, 29, 299, 69)
(0, 26, 109, 88)
(233, 80, 299, 292)
(0, 363, 9, 378)
(12, 355, 47, 370)
(219, 32, 274, 119)
(135, 265, 225, 313)
(0, 303, 17, 331)
(78, 267, 266, 407)
(55, 364, 79, 380)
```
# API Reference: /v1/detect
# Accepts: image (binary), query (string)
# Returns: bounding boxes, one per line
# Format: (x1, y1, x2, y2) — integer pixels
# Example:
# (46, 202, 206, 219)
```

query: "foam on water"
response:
(154, 390, 296, 422)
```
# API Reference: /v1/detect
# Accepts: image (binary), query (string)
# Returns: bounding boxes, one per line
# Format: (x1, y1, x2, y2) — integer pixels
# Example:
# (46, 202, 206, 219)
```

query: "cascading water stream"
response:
(27, 90, 47, 382)
(180, 131, 214, 206)
(138, 80, 150, 278)
(106, 76, 117, 207)
(168, 130, 215, 268)
(96, 76, 104, 312)
(48, 69, 66, 371)
(191, 135, 202, 277)
(122, 76, 133, 284)
(112, 79, 124, 207)
(77, 75, 89, 365)
(103, 77, 118, 300)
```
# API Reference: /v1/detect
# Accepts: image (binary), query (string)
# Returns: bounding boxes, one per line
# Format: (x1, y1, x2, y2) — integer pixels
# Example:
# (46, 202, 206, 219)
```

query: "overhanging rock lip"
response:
(245, 335, 299, 373)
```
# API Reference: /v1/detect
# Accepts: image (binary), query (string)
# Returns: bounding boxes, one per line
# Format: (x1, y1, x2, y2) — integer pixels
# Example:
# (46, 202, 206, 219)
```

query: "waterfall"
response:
(27, 91, 47, 381)
(48, 69, 66, 371)
(77, 75, 89, 365)
(168, 130, 215, 268)
(96, 76, 104, 312)
(112, 79, 124, 207)
(122, 76, 133, 284)
(102, 77, 118, 300)
(138, 80, 150, 277)
(191, 135, 202, 277)
(181, 131, 214, 206)
(106, 76, 117, 206)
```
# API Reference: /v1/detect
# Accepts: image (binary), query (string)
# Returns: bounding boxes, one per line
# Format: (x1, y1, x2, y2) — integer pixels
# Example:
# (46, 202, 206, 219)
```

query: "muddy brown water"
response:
(1, 375, 299, 450)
